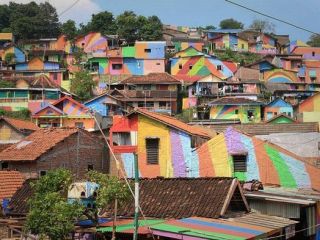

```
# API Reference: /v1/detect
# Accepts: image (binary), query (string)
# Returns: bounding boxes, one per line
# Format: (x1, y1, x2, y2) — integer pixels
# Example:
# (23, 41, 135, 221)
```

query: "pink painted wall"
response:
(143, 59, 165, 74)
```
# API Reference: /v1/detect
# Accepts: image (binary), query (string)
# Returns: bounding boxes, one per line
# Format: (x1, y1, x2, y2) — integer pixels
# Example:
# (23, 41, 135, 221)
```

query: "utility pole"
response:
(133, 153, 139, 240)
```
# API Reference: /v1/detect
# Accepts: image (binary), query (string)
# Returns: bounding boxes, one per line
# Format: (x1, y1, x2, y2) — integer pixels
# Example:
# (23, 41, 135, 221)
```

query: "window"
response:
(232, 155, 247, 172)
(156, 62, 161, 65)
(39, 170, 47, 177)
(113, 132, 132, 145)
(241, 44, 244, 49)
(146, 102, 154, 108)
(159, 102, 167, 108)
(274, 112, 278, 116)
(288, 112, 292, 117)
(179, 64, 182, 69)
(312, 51, 315, 57)
(146, 138, 159, 164)
(1, 162, 8, 169)
(138, 102, 144, 107)
(88, 164, 94, 171)
(191, 136, 196, 148)
(217, 65, 222, 70)
(144, 48, 151, 53)
(75, 122, 84, 128)
(247, 110, 254, 120)
(235, 109, 239, 114)
(52, 72, 58, 81)
(189, 65, 193, 70)
(112, 64, 123, 70)
(142, 84, 152, 90)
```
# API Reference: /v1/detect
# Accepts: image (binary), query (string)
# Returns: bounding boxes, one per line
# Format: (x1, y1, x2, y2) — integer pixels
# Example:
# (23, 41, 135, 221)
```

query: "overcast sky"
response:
(3, 0, 319, 41)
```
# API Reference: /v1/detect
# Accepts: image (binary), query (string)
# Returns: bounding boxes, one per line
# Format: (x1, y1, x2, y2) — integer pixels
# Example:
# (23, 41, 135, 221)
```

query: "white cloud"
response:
(2, 0, 102, 24)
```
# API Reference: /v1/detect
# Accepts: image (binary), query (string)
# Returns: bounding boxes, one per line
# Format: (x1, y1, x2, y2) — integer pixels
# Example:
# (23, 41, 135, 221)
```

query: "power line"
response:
(58, 0, 81, 17)
(225, 0, 320, 36)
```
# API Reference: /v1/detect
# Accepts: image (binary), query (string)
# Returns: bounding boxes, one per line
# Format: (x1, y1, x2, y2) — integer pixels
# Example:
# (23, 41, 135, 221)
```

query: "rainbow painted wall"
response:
(210, 105, 261, 123)
(297, 93, 320, 123)
(116, 127, 320, 191)
(74, 32, 109, 54)
(170, 47, 234, 79)
(173, 41, 204, 52)
(263, 69, 297, 83)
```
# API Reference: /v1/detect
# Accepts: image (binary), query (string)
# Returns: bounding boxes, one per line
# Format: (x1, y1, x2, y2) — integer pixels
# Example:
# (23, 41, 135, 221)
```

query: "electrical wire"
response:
(88, 111, 156, 240)
(58, 0, 81, 17)
(225, 0, 320, 36)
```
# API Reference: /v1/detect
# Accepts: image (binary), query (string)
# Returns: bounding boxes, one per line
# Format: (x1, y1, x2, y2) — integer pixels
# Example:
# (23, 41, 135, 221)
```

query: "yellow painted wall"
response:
(301, 112, 320, 123)
(137, 115, 173, 177)
(238, 39, 249, 51)
(207, 133, 232, 176)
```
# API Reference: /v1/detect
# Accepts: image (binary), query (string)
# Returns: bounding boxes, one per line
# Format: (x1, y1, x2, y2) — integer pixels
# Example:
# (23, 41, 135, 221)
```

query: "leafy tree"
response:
(214, 48, 261, 65)
(86, 171, 131, 224)
(89, 11, 116, 35)
(138, 15, 163, 41)
(307, 34, 320, 47)
(0, 108, 31, 120)
(116, 11, 163, 44)
(249, 19, 275, 33)
(0, 5, 10, 31)
(60, 20, 78, 40)
(6, 1, 60, 40)
(0, 79, 15, 88)
(4, 52, 15, 64)
(70, 70, 96, 101)
(25, 169, 84, 240)
(219, 18, 244, 29)
(116, 11, 140, 44)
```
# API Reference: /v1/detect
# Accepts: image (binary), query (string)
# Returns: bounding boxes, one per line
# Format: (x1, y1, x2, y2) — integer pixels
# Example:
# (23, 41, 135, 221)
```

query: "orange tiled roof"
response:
(132, 109, 213, 138)
(2, 117, 39, 131)
(0, 170, 24, 201)
(0, 128, 79, 161)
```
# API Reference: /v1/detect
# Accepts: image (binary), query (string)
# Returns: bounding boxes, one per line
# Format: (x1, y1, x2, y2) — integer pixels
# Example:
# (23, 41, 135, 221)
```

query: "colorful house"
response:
(119, 72, 181, 114)
(291, 46, 320, 60)
(74, 32, 117, 54)
(14, 57, 67, 85)
(238, 31, 277, 54)
(170, 47, 236, 79)
(0, 117, 39, 146)
(109, 109, 213, 178)
(265, 113, 296, 124)
(171, 37, 205, 52)
(209, 33, 249, 52)
(87, 41, 166, 76)
(264, 98, 293, 120)
(32, 95, 96, 131)
(194, 127, 320, 191)
(208, 97, 263, 123)
(0, 46, 25, 64)
(297, 92, 320, 123)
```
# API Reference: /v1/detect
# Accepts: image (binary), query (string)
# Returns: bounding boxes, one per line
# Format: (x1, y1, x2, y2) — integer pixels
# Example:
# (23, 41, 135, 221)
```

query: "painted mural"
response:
(263, 69, 298, 83)
(297, 92, 320, 122)
(74, 32, 109, 54)
(0, 46, 25, 63)
(209, 105, 261, 123)
(116, 126, 320, 191)
(173, 41, 204, 52)
(170, 47, 235, 79)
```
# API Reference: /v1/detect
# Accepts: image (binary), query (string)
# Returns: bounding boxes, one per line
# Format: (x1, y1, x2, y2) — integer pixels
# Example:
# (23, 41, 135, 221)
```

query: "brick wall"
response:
(8, 131, 109, 179)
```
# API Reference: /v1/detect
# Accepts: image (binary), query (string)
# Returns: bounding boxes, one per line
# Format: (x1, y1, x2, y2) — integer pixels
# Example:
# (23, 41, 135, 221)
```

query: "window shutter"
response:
(146, 138, 159, 165)
(233, 155, 247, 172)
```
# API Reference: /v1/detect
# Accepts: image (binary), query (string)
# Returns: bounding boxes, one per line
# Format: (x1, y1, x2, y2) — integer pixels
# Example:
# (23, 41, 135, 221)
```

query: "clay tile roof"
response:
(0, 128, 79, 161)
(0, 171, 24, 201)
(131, 109, 213, 138)
(103, 177, 248, 219)
(120, 73, 181, 85)
(208, 97, 264, 106)
(1, 117, 39, 131)
(8, 179, 35, 216)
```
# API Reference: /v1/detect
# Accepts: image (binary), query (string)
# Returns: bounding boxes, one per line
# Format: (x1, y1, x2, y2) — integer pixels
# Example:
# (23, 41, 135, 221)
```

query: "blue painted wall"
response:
(123, 58, 144, 75)
(85, 95, 108, 117)
(14, 47, 26, 63)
